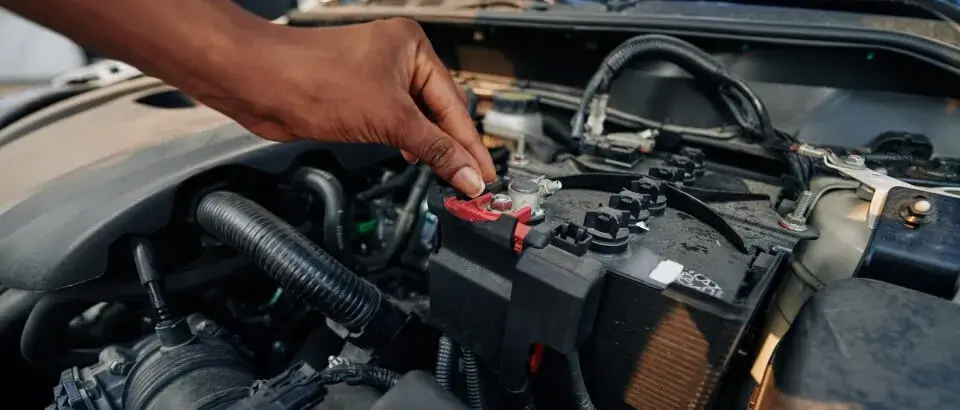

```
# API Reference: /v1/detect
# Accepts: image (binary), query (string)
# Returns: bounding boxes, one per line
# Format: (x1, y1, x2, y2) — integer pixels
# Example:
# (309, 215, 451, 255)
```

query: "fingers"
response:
(410, 44, 497, 183)
(398, 110, 485, 197)
(400, 150, 419, 164)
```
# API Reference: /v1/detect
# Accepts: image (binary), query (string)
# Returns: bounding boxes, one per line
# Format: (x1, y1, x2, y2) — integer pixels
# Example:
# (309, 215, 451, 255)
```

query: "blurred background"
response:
(0, 0, 299, 96)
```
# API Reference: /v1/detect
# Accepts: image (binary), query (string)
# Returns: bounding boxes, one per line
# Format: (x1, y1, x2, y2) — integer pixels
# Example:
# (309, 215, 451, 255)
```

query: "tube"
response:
(356, 166, 419, 202)
(293, 167, 353, 267)
(21, 295, 100, 366)
(462, 347, 487, 410)
(0, 289, 42, 343)
(434, 335, 459, 391)
(567, 352, 597, 410)
(195, 191, 402, 348)
(319, 364, 403, 393)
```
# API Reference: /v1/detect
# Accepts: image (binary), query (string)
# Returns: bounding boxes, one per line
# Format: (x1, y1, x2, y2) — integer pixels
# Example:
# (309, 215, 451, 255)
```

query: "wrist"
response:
(147, 6, 290, 102)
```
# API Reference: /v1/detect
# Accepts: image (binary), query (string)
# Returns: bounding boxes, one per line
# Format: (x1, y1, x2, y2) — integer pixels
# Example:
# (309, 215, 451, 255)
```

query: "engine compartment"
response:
(3, 8, 960, 410)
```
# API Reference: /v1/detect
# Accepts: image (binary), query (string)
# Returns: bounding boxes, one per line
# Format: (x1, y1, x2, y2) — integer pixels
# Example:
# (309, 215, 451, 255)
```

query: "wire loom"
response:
(569, 34, 813, 191)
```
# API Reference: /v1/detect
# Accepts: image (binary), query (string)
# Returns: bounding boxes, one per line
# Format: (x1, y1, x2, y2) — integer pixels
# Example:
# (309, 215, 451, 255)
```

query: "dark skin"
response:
(2, 1, 496, 197)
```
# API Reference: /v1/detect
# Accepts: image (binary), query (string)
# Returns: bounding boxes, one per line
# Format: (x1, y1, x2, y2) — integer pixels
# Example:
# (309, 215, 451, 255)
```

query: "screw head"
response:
(842, 154, 866, 168)
(490, 194, 513, 211)
(910, 199, 932, 215)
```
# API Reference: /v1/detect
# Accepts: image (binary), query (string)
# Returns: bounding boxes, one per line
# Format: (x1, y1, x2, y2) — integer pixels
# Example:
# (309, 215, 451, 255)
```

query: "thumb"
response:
(399, 118, 485, 197)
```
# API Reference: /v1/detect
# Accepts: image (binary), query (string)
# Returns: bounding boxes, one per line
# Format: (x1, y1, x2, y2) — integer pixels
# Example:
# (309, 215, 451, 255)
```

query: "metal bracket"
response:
(50, 60, 142, 88)
(821, 152, 960, 229)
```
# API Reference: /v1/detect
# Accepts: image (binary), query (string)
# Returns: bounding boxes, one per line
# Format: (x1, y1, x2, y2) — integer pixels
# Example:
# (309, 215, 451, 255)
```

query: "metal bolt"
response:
(902, 198, 934, 227)
(779, 190, 814, 232)
(910, 199, 932, 215)
(842, 154, 866, 169)
(108, 360, 128, 376)
(490, 194, 513, 211)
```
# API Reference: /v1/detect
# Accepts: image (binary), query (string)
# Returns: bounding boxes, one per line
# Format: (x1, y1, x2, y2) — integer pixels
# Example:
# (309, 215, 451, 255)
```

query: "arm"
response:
(3, 1, 261, 97)
(2, 1, 494, 197)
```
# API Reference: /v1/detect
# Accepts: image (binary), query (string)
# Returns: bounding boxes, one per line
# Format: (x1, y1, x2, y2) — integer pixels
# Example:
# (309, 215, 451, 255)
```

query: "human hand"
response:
(186, 18, 496, 197)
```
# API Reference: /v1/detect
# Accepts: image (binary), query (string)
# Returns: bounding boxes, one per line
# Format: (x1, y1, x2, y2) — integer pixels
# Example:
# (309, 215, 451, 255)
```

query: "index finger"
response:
(411, 49, 497, 183)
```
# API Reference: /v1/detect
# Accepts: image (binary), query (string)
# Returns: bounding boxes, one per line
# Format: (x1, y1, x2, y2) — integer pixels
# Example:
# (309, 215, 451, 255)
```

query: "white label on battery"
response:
(649, 259, 684, 285)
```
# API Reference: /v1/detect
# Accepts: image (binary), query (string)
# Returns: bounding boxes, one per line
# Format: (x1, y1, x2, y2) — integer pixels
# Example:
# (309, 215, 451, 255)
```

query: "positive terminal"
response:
(490, 194, 513, 211)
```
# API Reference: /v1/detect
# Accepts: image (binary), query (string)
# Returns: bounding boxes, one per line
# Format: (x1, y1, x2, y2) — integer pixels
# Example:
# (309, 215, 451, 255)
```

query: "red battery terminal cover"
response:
(443, 193, 532, 253)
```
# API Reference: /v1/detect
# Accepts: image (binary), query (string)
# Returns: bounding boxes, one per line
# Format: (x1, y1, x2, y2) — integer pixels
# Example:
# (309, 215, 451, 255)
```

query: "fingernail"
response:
(452, 167, 485, 198)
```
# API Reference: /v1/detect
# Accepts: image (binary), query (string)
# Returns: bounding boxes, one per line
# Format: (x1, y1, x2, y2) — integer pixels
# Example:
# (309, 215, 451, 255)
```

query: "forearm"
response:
(2, 0, 281, 95)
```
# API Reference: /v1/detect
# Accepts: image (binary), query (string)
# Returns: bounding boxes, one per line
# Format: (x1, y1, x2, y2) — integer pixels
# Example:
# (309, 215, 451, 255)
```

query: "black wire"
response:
(717, 82, 812, 190)
(567, 352, 597, 410)
(319, 364, 402, 393)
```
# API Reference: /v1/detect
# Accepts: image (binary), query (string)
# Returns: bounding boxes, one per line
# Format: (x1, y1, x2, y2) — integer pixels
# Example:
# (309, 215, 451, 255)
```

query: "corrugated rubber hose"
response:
(434, 335, 459, 391)
(462, 346, 487, 410)
(195, 191, 402, 348)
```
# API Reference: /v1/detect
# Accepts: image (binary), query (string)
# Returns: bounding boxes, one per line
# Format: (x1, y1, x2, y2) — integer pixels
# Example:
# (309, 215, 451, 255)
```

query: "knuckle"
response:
(387, 109, 420, 147)
(385, 17, 424, 38)
(420, 136, 457, 172)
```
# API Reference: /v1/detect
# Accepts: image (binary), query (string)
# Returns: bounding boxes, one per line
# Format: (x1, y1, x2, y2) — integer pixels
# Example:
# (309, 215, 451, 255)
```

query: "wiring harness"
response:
(570, 34, 813, 191)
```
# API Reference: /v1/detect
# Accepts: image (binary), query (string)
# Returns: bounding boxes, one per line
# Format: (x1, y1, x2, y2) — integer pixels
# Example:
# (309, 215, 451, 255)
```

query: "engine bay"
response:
(3, 6, 960, 410)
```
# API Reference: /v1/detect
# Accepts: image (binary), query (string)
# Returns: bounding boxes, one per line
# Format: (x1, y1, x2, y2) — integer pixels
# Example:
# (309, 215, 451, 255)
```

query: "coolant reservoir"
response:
(482, 91, 544, 164)
(482, 91, 543, 140)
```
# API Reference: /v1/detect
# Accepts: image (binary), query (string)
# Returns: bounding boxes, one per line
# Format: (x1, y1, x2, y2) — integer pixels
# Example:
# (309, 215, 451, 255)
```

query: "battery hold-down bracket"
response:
(426, 186, 606, 392)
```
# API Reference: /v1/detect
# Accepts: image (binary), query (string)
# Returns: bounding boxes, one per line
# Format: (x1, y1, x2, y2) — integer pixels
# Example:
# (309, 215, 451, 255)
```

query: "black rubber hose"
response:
(21, 295, 101, 367)
(542, 115, 579, 153)
(0, 289, 42, 343)
(356, 166, 419, 202)
(461, 347, 487, 410)
(434, 335, 459, 391)
(567, 352, 597, 410)
(359, 166, 433, 270)
(319, 364, 403, 393)
(196, 191, 403, 347)
(294, 167, 353, 267)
